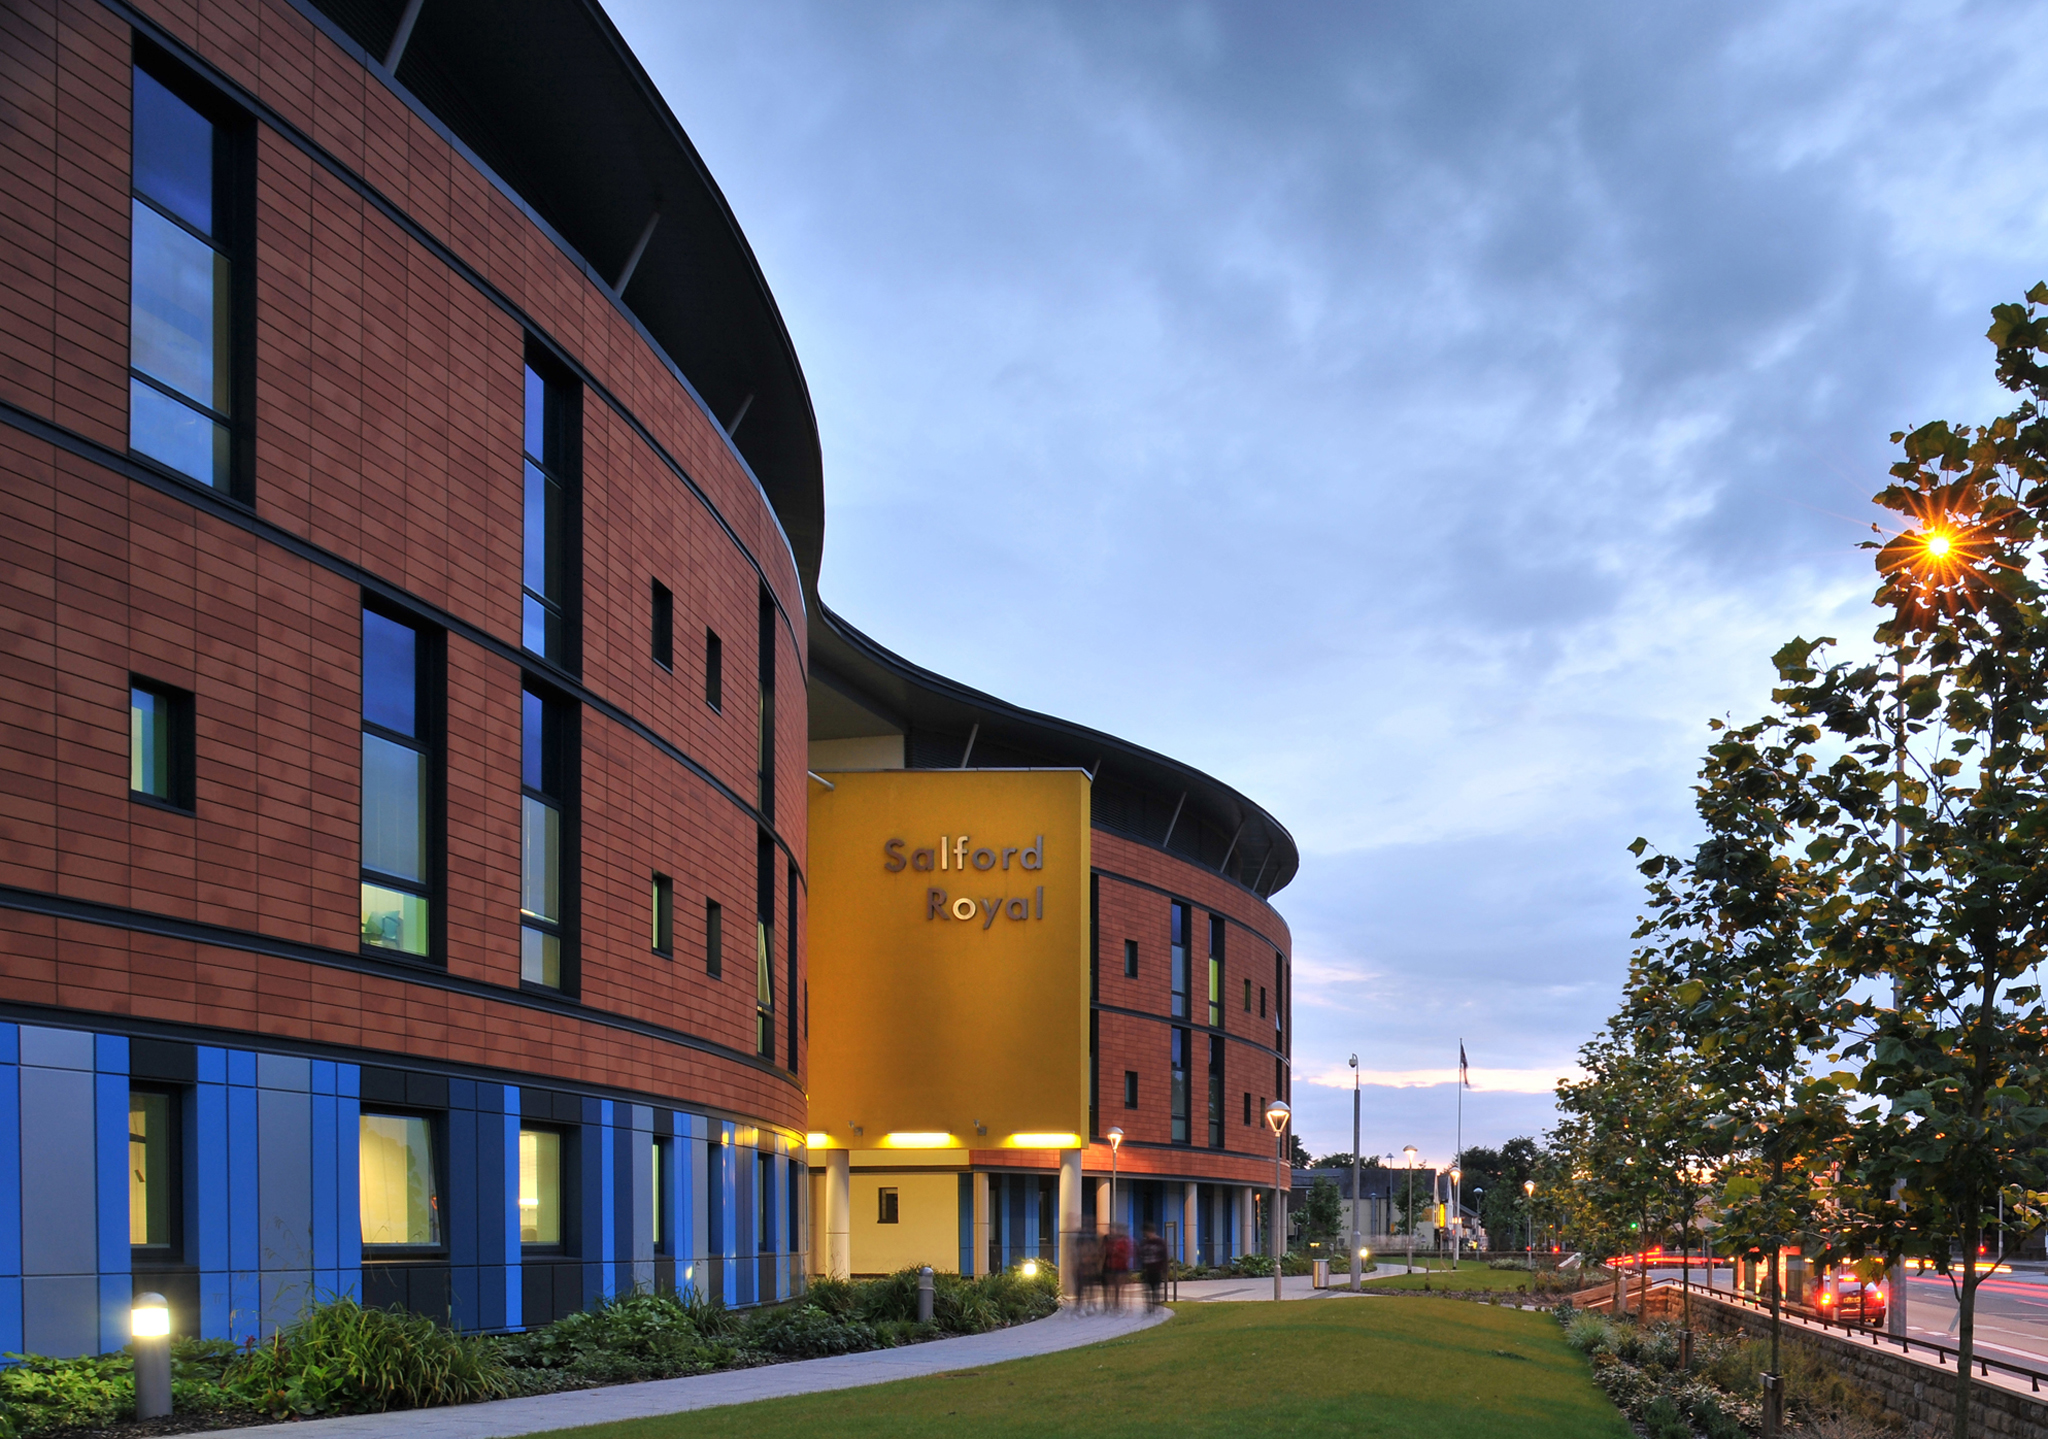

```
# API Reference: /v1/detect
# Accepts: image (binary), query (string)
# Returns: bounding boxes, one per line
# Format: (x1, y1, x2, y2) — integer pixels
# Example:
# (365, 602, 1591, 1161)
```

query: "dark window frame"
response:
(516, 1120, 575, 1256)
(877, 1187, 899, 1225)
(127, 45, 256, 502)
(650, 579, 673, 671)
(705, 898, 723, 979)
(128, 676, 196, 813)
(1169, 900, 1190, 1020)
(651, 873, 674, 956)
(1122, 1071, 1138, 1109)
(755, 588, 775, 819)
(1123, 939, 1137, 979)
(1170, 1027, 1190, 1146)
(1207, 913, 1225, 1028)
(705, 629, 723, 711)
(127, 1082, 184, 1265)
(652, 1134, 672, 1255)
(519, 345, 582, 674)
(1207, 1035, 1225, 1149)
(358, 600, 444, 965)
(358, 1105, 449, 1260)
(518, 684, 578, 996)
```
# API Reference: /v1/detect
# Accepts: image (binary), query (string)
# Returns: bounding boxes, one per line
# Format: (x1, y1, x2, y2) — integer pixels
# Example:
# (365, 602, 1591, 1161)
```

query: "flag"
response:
(1460, 1042, 1469, 1088)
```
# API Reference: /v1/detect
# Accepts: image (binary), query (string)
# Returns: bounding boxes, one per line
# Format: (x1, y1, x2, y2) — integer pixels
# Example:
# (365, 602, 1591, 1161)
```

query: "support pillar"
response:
(971, 1171, 991, 1278)
(1094, 1177, 1111, 1233)
(1058, 1149, 1082, 1298)
(1184, 1182, 1200, 1267)
(1238, 1186, 1255, 1258)
(826, 1149, 851, 1280)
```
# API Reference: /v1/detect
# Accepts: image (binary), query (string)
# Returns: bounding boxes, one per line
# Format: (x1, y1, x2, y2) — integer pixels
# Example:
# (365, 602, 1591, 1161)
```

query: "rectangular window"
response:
(1259, 986, 1266, 1018)
(128, 1089, 176, 1254)
(1123, 939, 1137, 979)
(651, 874, 673, 955)
(756, 590, 775, 817)
(1207, 914, 1224, 1027)
(1169, 901, 1190, 1019)
(360, 1113, 440, 1248)
(1123, 1071, 1138, 1109)
(1170, 1029, 1189, 1145)
(360, 608, 434, 959)
(756, 835, 775, 1061)
(706, 899, 723, 978)
(652, 1136, 669, 1254)
(650, 580, 673, 670)
(521, 359, 576, 665)
(520, 688, 570, 990)
(518, 1127, 562, 1246)
(787, 861, 800, 1075)
(1208, 1035, 1225, 1149)
(877, 1187, 899, 1224)
(129, 64, 241, 491)
(129, 679, 194, 810)
(1244, 977, 1252, 1012)
(1275, 951, 1285, 1037)
(758, 1152, 774, 1254)
(1243, 1092, 1252, 1127)
(705, 629, 723, 710)
(787, 1152, 802, 1252)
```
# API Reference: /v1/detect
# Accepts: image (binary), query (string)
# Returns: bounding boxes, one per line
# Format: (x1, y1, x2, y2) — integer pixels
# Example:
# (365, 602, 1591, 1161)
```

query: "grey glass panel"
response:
(361, 733, 424, 883)
(521, 795, 559, 922)
(360, 881, 428, 955)
(130, 376, 224, 487)
(131, 200, 224, 409)
(133, 69, 212, 234)
(361, 610, 416, 736)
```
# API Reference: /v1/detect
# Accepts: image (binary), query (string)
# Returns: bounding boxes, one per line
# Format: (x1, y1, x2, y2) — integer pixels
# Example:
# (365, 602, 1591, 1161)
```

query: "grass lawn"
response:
(1365, 1260, 1545, 1292)
(542, 1299, 1631, 1439)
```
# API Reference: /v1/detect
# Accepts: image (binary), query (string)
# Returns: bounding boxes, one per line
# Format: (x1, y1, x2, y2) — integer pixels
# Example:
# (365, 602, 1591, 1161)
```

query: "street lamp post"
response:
(1525, 1179, 1536, 1272)
(1403, 1145, 1417, 1274)
(1349, 1054, 1362, 1292)
(1106, 1127, 1124, 1241)
(1265, 1099, 1291, 1302)
(1450, 1165, 1462, 1271)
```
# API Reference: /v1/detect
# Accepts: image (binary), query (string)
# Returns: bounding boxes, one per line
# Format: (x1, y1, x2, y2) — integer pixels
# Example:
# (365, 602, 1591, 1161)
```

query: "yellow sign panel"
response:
(806, 769, 1091, 1148)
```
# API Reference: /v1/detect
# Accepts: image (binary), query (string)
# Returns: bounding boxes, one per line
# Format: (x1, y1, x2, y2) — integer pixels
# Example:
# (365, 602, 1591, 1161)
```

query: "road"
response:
(1645, 1262, 2048, 1371)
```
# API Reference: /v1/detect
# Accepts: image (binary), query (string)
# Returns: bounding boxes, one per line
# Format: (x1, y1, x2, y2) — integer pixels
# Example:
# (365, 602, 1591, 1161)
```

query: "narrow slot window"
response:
(755, 834, 775, 1061)
(1208, 1035, 1225, 1149)
(521, 361, 576, 665)
(360, 1113, 440, 1248)
(129, 679, 194, 811)
(786, 861, 800, 1074)
(518, 1127, 562, 1247)
(129, 1089, 177, 1254)
(758, 1153, 774, 1254)
(360, 608, 433, 958)
(705, 629, 723, 710)
(1207, 914, 1224, 1027)
(1244, 977, 1252, 1012)
(877, 1187, 899, 1224)
(705, 899, 723, 978)
(756, 591, 775, 816)
(1170, 1029, 1190, 1145)
(1243, 1092, 1252, 1127)
(650, 580, 673, 670)
(1123, 939, 1137, 979)
(652, 1136, 670, 1254)
(520, 688, 569, 989)
(1123, 1071, 1138, 1109)
(128, 66, 237, 490)
(1169, 901, 1190, 1019)
(651, 874, 674, 955)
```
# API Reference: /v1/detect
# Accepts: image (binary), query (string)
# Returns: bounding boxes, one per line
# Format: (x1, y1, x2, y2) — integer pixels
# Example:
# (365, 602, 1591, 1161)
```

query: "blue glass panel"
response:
(131, 200, 222, 408)
(523, 460, 548, 596)
(523, 365, 546, 463)
(361, 610, 416, 735)
(521, 690, 542, 791)
(133, 69, 212, 234)
(130, 377, 224, 486)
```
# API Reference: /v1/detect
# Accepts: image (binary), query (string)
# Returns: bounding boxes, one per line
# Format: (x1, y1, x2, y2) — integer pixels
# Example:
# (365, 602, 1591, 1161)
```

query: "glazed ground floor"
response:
(808, 1151, 1289, 1278)
(0, 1014, 806, 1356)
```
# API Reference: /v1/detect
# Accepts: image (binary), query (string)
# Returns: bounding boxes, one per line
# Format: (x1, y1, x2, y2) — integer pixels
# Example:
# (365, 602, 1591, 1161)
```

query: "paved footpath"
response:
(218, 1306, 1171, 1439)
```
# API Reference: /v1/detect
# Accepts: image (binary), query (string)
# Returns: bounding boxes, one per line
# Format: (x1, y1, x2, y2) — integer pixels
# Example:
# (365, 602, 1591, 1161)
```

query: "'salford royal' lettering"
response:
(889, 834, 1046, 928)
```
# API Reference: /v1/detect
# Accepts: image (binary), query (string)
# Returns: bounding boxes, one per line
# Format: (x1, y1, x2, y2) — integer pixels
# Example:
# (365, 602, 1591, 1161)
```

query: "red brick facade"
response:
(0, 0, 807, 1133)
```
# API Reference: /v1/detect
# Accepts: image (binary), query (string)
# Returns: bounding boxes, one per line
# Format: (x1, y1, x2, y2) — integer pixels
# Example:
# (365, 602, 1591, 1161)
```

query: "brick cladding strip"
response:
(1084, 828, 1294, 1188)
(0, 0, 807, 1123)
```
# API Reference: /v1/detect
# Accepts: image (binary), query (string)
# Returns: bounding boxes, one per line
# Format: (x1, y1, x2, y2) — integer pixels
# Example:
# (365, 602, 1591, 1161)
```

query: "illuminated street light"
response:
(1265, 1099, 1291, 1302)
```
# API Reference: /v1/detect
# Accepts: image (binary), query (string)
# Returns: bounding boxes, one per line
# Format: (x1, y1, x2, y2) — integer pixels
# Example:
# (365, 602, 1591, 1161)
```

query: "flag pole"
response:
(1456, 1040, 1465, 1269)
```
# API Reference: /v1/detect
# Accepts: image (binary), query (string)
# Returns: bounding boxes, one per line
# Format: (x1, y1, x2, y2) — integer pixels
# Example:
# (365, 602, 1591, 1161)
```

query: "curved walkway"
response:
(217, 1305, 1174, 1439)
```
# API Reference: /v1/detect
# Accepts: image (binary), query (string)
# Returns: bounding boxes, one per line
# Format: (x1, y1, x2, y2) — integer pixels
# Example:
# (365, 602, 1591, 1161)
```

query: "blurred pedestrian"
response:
(1140, 1227, 1169, 1309)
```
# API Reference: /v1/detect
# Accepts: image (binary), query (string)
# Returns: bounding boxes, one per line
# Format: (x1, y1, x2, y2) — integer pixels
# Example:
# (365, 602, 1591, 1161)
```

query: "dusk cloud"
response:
(609, 0, 2048, 1160)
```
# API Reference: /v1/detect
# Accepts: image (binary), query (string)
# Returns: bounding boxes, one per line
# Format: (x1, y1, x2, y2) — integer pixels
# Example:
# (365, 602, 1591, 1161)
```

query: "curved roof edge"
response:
(810, 605, 1299, 901)
(295, 0, 824, 588)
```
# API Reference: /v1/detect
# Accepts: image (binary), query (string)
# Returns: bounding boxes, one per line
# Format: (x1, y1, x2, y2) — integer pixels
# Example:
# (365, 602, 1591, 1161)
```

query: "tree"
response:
(1289, 1134, 1313, 1170)
(1299, 1178, 1344, 1249)
(1460, 1137, 1545, 1250)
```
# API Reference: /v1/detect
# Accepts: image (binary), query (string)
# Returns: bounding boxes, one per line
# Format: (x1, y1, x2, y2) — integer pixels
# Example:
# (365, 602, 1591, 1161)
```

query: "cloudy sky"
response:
(608, 0, 2048, 1164)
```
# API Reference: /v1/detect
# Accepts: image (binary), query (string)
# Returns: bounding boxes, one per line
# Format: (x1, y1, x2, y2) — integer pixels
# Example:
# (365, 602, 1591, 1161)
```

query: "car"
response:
(1816, 1279, 1886, 1327)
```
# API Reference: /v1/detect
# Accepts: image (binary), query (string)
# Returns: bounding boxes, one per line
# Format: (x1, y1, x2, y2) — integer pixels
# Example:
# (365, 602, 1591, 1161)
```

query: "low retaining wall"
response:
(1636, 1287, 2048, 1438)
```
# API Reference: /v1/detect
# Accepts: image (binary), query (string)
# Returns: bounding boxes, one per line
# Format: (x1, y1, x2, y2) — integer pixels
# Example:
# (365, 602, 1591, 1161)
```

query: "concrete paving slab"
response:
(209, 1306, 1172, 1439)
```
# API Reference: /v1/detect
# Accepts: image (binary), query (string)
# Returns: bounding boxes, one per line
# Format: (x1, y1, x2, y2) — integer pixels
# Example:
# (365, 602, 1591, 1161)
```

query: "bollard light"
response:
(1021, 1259, 1039, 1279)
(131, 1292, 172, 1420)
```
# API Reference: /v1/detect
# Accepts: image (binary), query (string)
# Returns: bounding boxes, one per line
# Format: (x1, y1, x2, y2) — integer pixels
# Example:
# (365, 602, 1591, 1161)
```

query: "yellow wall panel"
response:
(851, 1171, 963, 1274)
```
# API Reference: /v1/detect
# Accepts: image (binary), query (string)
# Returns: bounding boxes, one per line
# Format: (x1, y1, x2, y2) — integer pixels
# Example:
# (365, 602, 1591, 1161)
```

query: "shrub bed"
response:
(0, 1269, 1063, 1436)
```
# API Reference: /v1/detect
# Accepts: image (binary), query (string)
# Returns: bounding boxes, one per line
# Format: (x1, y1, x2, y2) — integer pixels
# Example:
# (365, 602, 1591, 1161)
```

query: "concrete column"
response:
(1238, 1186, 1255, 1258)
(826, 1149, 851, 1280)
(1094, 1177, 1111, 1234)
(1058, 1149, 1082, 1298)
(971, 1171, 991, 1278)
(1184, 1182, 1200, 1266)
